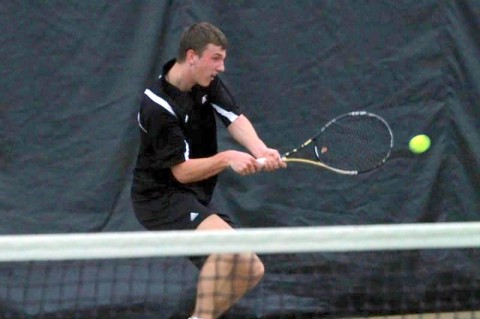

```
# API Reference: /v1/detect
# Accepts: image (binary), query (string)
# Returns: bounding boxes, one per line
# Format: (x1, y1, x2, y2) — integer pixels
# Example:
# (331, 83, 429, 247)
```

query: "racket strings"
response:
(314, 116, 392, 172)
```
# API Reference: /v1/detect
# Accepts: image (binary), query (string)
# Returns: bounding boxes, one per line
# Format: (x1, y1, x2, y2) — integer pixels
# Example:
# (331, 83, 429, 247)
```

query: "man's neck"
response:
(166, 62, 194, 92)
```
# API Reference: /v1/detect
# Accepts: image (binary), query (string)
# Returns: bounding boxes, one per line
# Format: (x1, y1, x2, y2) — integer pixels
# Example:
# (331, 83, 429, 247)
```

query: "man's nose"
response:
(217, 61, 225, 72)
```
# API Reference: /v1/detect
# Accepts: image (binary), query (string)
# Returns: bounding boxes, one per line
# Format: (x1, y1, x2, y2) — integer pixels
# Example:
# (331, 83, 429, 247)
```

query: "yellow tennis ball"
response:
(409, 134, 431, 154)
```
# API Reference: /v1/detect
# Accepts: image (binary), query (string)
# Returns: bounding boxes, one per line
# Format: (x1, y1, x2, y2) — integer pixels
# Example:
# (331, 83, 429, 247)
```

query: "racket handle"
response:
(256, 157, 288, 166)
(256, 157, 267, 166)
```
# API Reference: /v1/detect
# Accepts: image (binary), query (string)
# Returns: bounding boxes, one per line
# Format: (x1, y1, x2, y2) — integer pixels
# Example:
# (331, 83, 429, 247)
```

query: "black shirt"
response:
(131, 59, 242, 205)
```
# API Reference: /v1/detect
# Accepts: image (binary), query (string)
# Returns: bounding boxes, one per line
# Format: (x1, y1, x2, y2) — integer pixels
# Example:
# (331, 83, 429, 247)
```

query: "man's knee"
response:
(197, 214, 234, 231)
(252, 254, 265, 284)
(239, 253, 264, 287)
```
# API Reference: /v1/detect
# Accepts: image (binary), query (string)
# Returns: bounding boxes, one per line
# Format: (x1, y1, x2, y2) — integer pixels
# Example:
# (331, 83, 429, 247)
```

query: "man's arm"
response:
(228, 114, 286, 171)
(171, 150, 261, 184)
(227, 115, 267, 157)
(171, 115, 285, 184)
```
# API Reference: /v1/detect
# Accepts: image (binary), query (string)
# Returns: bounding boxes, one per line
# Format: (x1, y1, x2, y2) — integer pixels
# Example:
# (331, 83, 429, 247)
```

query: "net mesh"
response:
(1, 222, 479, 319)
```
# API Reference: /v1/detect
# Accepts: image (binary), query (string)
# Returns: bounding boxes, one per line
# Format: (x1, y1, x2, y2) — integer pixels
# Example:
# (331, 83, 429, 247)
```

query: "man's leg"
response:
(190, 214, 264, 319)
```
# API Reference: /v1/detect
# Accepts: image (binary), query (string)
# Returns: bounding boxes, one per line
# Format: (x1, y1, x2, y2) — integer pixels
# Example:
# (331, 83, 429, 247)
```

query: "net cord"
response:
(1, 222, 480, 262)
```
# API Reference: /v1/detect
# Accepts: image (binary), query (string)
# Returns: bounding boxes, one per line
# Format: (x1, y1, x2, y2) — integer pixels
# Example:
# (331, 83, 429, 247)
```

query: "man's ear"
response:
(186, 49, 199, 65)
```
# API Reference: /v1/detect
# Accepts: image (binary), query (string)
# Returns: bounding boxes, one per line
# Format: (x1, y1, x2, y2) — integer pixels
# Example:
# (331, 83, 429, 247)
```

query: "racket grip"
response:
(256, 157, 267, 166)
(257, 157, 288, 165)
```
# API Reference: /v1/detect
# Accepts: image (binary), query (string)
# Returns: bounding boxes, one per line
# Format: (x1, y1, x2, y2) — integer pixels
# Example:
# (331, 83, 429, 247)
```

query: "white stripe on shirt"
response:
(211, 103, 239, 123)
(137, 112, 148, 133)
(144, 89, 177, 117)
(184, 140, 190, 160)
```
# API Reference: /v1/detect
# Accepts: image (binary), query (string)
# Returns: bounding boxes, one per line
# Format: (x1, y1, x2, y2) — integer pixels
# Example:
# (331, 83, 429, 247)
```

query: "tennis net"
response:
(0, 222, 480, 319)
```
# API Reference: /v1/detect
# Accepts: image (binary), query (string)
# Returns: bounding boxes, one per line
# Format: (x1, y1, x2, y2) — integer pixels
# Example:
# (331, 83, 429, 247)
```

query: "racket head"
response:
(310, 111, 394, 174)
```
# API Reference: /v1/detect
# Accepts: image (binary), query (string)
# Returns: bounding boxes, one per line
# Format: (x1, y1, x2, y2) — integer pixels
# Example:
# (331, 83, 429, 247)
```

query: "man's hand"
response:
(256, 148, 287, 171)
(226, 150, 264, 176)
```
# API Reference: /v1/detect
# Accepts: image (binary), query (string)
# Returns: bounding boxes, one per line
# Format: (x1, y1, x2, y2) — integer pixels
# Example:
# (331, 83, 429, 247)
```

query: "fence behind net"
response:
(0, 222, 480, 319)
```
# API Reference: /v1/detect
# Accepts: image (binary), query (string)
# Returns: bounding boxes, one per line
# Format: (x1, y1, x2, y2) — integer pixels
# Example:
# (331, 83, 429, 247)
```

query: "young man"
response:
(131, 22, 286, 319)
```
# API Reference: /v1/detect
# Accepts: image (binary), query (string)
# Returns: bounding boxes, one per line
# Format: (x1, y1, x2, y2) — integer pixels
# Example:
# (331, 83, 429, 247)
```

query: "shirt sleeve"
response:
(139, 94, 189, 169)
(208, 77, 243, 127)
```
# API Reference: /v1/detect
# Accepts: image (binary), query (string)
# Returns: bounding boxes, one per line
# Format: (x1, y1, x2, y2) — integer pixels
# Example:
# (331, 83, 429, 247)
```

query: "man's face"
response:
(190, 44, 226, 87)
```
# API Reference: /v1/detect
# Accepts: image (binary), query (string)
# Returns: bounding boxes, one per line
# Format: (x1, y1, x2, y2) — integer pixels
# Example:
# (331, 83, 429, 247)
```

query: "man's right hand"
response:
(225, 150, 263, 176)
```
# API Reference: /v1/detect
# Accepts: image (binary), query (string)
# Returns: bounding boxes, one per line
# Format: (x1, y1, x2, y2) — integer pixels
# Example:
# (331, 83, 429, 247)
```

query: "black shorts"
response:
(132, 192, 235, 268)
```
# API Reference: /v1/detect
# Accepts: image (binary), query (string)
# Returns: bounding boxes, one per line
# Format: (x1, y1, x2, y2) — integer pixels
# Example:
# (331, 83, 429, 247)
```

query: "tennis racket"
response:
(258, 111, 394, 175)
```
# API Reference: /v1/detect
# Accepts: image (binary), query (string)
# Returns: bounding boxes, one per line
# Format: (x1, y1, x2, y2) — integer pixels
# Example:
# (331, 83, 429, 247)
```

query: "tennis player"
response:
(131, 22, 286, 319)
